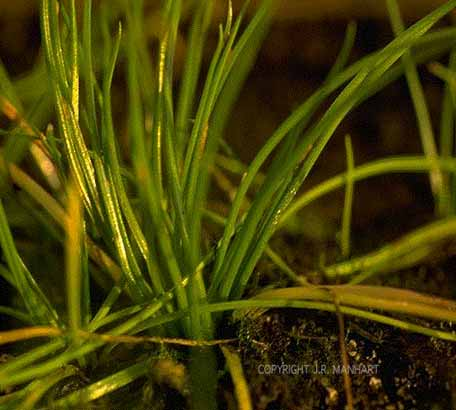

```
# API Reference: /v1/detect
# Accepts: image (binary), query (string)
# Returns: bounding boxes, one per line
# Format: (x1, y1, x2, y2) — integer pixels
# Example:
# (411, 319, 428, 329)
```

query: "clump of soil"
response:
(234, 308, 456, 410)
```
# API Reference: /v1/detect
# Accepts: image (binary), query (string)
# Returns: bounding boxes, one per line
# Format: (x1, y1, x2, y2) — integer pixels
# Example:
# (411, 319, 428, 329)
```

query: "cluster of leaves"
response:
(0, 0, 456, 408)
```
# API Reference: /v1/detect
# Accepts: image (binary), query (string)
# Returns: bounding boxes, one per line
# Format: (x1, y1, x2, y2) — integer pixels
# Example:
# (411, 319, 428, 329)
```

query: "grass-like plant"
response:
(1, 0, 456, 409)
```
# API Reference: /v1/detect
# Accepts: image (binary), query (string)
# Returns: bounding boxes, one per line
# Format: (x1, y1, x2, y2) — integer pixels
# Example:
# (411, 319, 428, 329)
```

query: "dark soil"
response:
(232, 303, 456, 410)
(214, 232, 456, 410)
